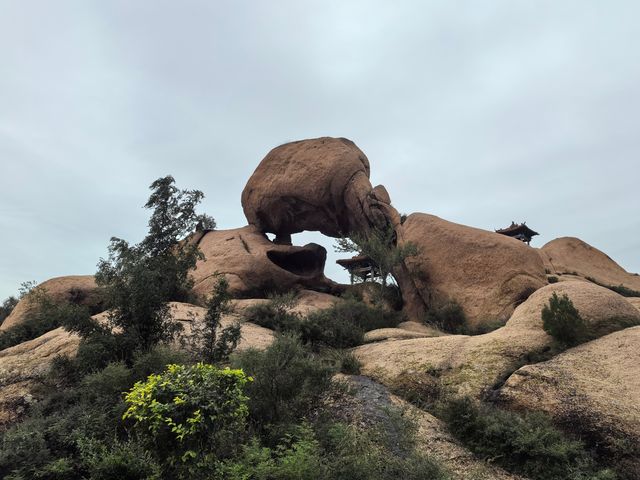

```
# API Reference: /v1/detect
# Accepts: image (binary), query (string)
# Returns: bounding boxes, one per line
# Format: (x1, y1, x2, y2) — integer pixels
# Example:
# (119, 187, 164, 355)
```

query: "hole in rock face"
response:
(266, 247, 326, 277)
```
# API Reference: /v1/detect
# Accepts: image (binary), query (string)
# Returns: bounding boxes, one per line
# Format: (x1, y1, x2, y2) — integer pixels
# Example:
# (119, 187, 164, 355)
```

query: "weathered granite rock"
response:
(189, 225, 339, 299)
(396, 213, 547, 329)
(0, 275, 102, 332)
(241, 137, 399, 240)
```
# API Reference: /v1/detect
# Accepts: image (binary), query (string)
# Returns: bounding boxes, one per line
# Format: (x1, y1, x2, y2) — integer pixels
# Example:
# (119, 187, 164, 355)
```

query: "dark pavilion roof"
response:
(495, 222, 539, 238)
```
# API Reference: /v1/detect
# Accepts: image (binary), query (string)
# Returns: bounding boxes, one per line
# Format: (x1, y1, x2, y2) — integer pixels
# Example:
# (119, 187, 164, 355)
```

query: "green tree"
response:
(542, 293, 588, 347)
(189, 274, 241, 364)
(95, 175, 213, 354)
(0, 296, 18, 326)
(334, 225, 417, 289)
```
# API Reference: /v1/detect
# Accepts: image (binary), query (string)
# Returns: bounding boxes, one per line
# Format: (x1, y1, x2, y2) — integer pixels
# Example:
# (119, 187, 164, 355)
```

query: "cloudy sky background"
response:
(1, 1, 639, 299)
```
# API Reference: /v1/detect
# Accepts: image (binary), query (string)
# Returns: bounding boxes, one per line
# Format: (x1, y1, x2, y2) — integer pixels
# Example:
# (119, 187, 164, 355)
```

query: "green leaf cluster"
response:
(123, 363, 251, 467)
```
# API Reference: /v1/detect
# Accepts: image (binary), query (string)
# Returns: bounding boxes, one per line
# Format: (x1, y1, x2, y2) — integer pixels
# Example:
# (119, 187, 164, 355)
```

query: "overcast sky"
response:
(1, 1, 639, 299)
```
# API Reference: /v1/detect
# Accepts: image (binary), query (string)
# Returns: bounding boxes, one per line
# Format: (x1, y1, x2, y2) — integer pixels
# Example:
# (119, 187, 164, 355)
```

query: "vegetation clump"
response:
(245, 294, 402, 349)
(441, 397, 616, 480)
(542, 292, 588, 347)
(187, 274, 241, 364)
(423, 300, 468, 334)
(123, 363, 250, 475)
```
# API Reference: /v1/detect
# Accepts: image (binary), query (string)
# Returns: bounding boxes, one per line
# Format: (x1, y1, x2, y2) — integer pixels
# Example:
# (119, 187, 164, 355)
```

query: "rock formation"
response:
(354, 281, 640, 399)
(0, 275, 102, 331)
(539, 236, 640, 291)
(497, 326, 640, 476)
(241, 137, 399, 242)
(189, 225, 340, 299)
(396, 213, 547, 329)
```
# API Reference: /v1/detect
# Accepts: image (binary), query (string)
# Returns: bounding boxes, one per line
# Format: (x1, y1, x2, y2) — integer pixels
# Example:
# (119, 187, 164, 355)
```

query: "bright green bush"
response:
(542, 293, 588, 346)
(123, 363, 250, 467)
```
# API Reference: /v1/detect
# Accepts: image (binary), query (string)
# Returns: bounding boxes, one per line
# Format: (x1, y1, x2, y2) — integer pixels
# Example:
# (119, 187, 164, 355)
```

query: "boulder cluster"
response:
(2, 137, 640, 475)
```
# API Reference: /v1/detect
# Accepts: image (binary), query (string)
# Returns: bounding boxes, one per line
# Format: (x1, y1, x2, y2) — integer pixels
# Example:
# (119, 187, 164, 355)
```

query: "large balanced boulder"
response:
(189, 225, 339, 299)
(539, 237, 640, 292)
(354, 281, 640, 399)
(241, 137, 399, 241)
(497, 326, 640, 476)
(0, 275, 102, 332)
(397, 213, 547, 329)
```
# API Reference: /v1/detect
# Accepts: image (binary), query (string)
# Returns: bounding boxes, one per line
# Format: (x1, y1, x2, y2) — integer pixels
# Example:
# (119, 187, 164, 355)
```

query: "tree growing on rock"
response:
(335, 225, 418, 291)
(71, 176, 215, 358)
(188, 274, 241, 364)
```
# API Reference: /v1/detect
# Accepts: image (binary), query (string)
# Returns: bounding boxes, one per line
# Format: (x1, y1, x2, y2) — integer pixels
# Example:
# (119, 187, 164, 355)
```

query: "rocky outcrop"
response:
(0, 275, 102, 332)
(397, 213, 547, 329)
(0, 327, 80, 426)
(354, 281, 640, 399)
(540, 237, 640, 292)
(190, 225, 339, 299)
(241, 137, 399, 241)
(497, 326, 640, 476)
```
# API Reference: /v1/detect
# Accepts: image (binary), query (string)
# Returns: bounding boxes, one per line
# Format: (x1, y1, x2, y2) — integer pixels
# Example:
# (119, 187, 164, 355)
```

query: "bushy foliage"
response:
(423, 300, 467, 334)
(334, 224, 418, 289)
(243, 292, 300, 331)
(219, 416, 449, 480)
(123, 363, 250, 470)
(0, 346, 187, 479)
(441, 397, 615, 480)
(77, 438, 161, 480)
(94, 175, 213, 356)
(542, 293, 589, 346)
(247, 295, 402, 349)
(187, 274, 241, 364)
(0, 295, 18, 326)
(232, 334, 333, 434)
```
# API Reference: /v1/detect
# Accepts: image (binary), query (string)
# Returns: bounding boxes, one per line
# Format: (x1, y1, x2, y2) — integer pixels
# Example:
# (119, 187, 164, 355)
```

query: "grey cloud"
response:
(1, 0, 639, 298)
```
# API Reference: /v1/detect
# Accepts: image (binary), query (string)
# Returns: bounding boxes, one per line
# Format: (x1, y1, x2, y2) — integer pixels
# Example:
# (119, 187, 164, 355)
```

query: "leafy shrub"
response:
(187, 274, 240, 364)
(0, 295, 18, 326)
(542, 293, 588, 346)
(77, 438, 161, 480)
(423, 300, 467, 334)
(548, 275, 559, 284)
(232, 334, 333, 434)
(123, 363, 250, 468)
(321, 417, 447, 480)
(219, 425, 327, 480)
(441, 397, 614, 480)
(243, 293, 300, 331)
(247, 296, 401, 349)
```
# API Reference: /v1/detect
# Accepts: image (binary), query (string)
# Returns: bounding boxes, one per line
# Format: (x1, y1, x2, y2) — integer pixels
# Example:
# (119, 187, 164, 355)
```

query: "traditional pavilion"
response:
(495, 221, 539, 245)
(336, 254, 381, 284)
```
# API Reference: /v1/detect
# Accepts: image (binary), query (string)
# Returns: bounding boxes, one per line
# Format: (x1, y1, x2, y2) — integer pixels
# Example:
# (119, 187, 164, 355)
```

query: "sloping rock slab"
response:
(398, 213, 547, 330)
(497, 326, 640, 475)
